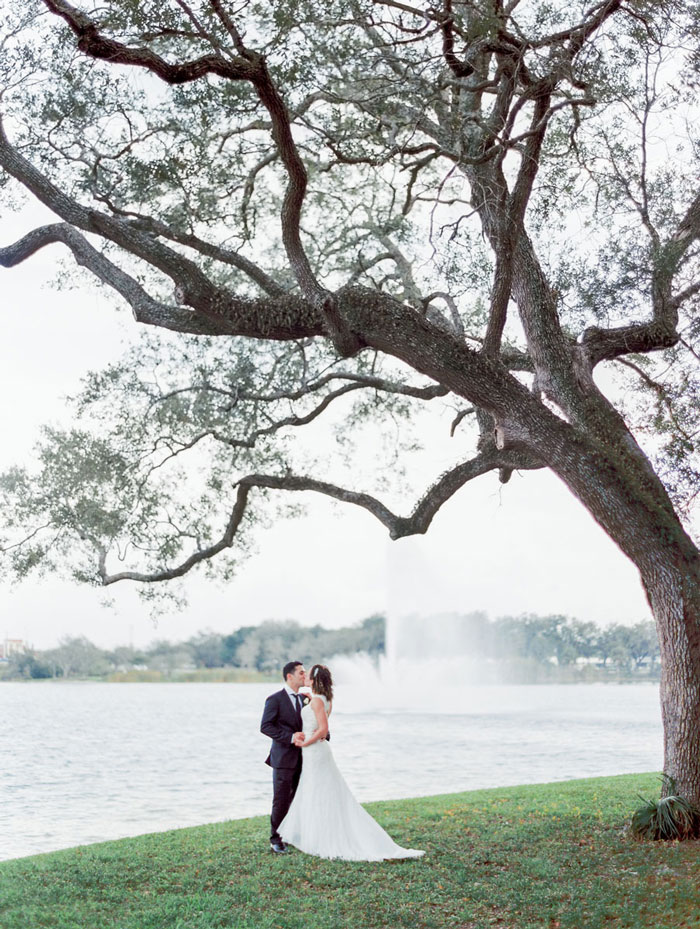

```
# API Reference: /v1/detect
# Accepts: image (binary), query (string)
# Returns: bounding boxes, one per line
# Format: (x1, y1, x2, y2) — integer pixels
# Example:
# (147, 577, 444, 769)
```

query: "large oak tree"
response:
(1, 2, 699, 799)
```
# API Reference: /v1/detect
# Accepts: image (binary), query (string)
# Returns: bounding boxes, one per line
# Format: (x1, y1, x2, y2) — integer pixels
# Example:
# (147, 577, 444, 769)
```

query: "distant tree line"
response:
(0, 615, 385, 680)
(453, 613, 659, 671)
(0, 613, 659, 681)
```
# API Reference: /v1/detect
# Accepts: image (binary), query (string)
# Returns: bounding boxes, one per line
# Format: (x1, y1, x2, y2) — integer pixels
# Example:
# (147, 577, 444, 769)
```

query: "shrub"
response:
(631, 775, 700, 840)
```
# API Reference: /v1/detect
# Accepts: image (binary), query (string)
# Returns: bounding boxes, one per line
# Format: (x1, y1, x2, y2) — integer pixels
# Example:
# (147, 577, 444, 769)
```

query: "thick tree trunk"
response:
(540, 429, 700, 804)
(643, 552, 700, 802)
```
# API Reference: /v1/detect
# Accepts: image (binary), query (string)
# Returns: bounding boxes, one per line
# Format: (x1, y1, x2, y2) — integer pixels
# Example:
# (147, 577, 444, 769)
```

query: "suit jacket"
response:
(260, 688, 303, 769)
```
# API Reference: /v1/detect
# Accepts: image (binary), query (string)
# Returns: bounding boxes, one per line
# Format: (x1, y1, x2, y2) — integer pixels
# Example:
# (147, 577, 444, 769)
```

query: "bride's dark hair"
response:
(309, 664, 333, 702)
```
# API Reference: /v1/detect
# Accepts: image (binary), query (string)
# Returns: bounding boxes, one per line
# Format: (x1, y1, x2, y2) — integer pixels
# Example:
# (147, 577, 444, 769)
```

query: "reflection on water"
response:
(1, 681, 661, 861)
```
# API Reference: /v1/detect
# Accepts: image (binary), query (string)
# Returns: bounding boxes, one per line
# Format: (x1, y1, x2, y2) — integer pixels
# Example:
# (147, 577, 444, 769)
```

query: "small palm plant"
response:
(631, 774, 700, 840)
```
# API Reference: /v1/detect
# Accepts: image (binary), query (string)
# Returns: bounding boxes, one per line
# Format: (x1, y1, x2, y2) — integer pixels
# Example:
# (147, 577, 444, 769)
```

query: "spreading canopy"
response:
(0, 0, 698, 592)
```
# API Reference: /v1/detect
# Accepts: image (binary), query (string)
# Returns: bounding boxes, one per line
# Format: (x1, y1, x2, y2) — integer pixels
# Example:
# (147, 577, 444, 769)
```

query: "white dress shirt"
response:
(284, 684, 301, 743)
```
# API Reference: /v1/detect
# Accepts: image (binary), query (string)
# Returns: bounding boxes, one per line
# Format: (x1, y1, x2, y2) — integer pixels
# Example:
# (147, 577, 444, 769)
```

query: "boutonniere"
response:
(301, 695, 311, 706)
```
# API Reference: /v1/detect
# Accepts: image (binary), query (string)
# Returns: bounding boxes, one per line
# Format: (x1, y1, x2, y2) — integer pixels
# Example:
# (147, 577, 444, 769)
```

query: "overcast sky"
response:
(0, 204, 659, 650)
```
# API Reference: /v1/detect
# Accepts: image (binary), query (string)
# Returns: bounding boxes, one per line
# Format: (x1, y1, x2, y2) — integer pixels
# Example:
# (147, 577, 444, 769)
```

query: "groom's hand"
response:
(293, 732, 305, 747)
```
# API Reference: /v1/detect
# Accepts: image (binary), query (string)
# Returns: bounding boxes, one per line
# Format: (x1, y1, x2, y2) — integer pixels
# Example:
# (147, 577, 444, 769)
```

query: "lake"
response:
(1, 681, 662, 861)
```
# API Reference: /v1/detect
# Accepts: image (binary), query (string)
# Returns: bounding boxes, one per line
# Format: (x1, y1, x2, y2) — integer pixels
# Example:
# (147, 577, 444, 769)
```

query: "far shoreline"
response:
(1, 671, 661, 685)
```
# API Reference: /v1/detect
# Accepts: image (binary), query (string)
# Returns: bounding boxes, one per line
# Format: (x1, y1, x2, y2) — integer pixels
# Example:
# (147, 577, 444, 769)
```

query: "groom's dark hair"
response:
(283, 660, 303, 681)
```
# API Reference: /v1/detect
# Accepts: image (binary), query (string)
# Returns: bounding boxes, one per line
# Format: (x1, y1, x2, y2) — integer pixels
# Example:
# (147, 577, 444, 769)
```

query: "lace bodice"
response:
(301, 694, 330, 737)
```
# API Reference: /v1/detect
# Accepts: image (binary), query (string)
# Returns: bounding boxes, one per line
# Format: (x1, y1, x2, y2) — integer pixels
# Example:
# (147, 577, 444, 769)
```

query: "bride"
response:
(278, 664, 424, 861)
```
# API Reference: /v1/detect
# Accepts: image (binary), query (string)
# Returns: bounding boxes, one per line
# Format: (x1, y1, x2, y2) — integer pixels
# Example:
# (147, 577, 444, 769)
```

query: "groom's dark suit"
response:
(261, 687, 331, 845)
(260, 688, 304, 844)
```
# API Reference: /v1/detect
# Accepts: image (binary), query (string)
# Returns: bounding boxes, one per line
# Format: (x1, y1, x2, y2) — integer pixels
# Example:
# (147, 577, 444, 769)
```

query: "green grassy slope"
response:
(1, 773, 698, 929)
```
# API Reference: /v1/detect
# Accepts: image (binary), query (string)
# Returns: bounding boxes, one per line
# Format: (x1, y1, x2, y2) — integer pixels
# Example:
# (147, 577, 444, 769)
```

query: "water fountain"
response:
(330, 610, 497, 712)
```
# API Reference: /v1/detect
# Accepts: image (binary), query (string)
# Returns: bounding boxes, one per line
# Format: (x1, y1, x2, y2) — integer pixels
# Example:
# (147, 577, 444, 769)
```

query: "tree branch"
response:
(133, 373, 449, 486)
(0, 222, 228, 335)
(99, 448, 543, 584)
(0, 115, 220, 306)
(434, 0, 475, 79)
(535, 0, 623, 52)
(669, 188, 700, 257)
(40, 0, 257, 82)
(40, 0, 361, 354)
(579, 191, 700, 366)
(91, 195, 288, 298)
(487, 83, 555, 357)
(238, 371, 449, 403)
(0, 120, 548, 435)
(615, 357, 695, 443)
(210, 383, 386, 448)
(0, 121, 329, 340)
(579, 318, 680, 367)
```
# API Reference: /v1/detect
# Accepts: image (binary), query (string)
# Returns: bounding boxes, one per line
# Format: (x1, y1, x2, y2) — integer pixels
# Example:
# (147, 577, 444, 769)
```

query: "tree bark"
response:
(644, 551, 700, 802)
(533, 417, 700, 802)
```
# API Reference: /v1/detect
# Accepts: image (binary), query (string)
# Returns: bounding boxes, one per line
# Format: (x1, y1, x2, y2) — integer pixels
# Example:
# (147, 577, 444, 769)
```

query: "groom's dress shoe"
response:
(270, 839, 288, 853)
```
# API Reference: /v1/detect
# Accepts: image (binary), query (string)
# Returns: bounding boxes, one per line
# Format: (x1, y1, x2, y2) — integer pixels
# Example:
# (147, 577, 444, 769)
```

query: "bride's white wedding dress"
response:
(279, 695, 424, 861)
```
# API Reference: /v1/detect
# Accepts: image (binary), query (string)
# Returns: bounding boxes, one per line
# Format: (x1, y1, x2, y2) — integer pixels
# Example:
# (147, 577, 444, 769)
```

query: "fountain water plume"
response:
(329, 611, 497, 712)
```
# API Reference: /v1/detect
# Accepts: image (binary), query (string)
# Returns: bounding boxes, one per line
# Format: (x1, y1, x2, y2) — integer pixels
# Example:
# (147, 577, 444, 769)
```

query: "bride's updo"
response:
(309, 664, 333, 702)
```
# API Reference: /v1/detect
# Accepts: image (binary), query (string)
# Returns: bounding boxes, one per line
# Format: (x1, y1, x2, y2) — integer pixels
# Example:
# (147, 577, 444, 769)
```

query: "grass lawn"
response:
(1, 772, 698, 929)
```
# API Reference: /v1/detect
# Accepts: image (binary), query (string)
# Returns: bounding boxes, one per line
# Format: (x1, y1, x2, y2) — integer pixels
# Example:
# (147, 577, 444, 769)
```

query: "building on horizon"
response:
(0, 637, 25, 661)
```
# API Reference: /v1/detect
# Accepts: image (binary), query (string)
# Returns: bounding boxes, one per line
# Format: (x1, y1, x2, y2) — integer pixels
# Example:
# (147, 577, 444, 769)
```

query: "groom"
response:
(260, 660, 308, 853)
